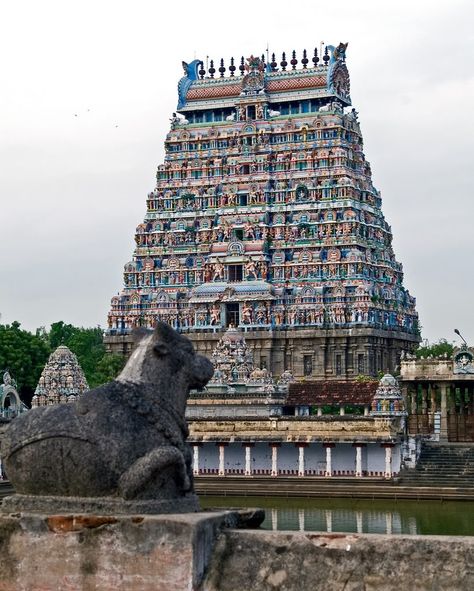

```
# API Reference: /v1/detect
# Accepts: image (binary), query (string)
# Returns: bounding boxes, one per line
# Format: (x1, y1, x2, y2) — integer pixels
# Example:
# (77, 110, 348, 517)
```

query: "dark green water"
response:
(200, 496, 474, 536)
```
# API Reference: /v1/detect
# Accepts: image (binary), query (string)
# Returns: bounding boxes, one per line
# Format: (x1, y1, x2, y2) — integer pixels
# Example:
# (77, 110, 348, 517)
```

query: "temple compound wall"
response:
(187, 328, 406, 478)
(104, 43, 419, 379)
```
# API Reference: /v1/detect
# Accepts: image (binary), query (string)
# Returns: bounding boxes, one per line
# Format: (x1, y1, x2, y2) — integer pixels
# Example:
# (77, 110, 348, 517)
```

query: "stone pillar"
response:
(270, 443, 280, 477)
(243, 443, 254, 476)
(298, 509, 305, 532)
(386, 512, 393, 535)
(317, 406, 322, 417)
(339, 406, 345, 416)
(356, 511, 363, 534)
(353, 443, 365, 477)
(439, 383, 448, 442)
(325, 510, 333, 533)
(271, 508, 278, 531)
(401, 385, 409, 413)
(297, 444, 306, 477)
(382, 444, 394, 478)
(192, 444, 200, 476)
(324, 443, 334, 477)
(218, 443, 227, 476)
(430, 385, 437, 413)
(364, 405, 369, 416)
(410, 388, 417, 415)
(421, 385, 428, 414)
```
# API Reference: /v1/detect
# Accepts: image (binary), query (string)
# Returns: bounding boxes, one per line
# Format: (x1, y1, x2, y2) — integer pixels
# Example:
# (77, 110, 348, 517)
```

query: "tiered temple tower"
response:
(31, 346, 89, 407)
(105, 44, 419, 379)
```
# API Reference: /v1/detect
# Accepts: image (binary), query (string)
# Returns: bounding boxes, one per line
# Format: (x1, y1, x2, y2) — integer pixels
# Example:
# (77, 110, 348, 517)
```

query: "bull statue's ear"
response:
(132, 327, 150, 343)
(154, 321, 178, 342)
(154, 342, 170, 357)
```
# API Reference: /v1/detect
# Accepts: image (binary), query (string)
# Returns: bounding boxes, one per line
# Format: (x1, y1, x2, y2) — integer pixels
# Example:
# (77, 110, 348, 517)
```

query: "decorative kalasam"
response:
(1, 323, 213, 514)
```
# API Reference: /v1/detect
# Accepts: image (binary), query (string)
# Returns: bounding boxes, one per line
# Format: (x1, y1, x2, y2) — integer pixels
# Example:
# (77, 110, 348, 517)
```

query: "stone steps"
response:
(3, 477, 474, 503)
(195, 476, 474, 501)
(398, 442, 474, 488)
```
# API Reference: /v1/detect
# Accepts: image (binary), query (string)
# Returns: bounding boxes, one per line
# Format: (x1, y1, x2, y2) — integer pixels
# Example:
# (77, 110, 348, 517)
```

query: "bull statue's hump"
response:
(1, 322, 214, 515)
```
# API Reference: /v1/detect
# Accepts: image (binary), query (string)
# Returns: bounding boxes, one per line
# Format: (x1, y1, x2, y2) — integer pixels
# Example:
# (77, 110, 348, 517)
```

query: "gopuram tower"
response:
(105, 44, 419, 379)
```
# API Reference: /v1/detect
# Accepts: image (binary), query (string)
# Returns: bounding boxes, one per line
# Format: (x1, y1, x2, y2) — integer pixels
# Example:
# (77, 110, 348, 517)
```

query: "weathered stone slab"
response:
(1, 492, 200, 516)
(1, 510, 473, 591)
(0, 510, 258, 591)
(203, 529, 474, 591)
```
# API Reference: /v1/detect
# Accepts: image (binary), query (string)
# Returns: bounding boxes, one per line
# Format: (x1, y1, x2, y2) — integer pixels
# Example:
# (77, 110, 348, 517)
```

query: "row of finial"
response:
(198, 48, 330, 79)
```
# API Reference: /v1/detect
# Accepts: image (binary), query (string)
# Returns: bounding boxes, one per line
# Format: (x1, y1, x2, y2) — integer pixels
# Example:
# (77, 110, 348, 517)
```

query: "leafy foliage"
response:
(0, 322, 51, 404)
(0, 321, 125, 404)
(416, 339, 454, 359)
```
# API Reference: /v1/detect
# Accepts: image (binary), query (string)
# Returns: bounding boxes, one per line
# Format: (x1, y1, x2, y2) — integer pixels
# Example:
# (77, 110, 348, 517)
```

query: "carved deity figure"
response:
(210, 306, 221, 325)
(212, 260, 225, 281)
(245, 258, 258, 279)
(242, 303, 253, 324)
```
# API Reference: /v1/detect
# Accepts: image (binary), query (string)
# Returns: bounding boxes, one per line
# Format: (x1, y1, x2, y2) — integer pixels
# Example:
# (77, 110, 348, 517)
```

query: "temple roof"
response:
(177, 45, 351, 111)
(287, 381, 378, 406)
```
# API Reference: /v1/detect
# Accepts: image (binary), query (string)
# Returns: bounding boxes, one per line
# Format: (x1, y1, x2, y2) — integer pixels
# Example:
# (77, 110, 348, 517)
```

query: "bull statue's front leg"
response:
(118, 446, 191, 500)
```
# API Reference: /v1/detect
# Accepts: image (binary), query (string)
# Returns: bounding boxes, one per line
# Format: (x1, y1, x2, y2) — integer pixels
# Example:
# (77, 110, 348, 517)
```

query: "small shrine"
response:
(210, 327, 254, 383)
(0, 372, 26, 420)
(370, 374, 406, 416)
(187, 328, 293, 419)
(31, 346, 89, 407)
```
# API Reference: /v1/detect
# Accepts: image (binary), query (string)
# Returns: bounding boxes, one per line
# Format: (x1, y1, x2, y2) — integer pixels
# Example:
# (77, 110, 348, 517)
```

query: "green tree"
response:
(94, 353, 126, 385)
(48, 321, 77, 349)
(416, 339, 454, 359)
(0, 321, 50, 404)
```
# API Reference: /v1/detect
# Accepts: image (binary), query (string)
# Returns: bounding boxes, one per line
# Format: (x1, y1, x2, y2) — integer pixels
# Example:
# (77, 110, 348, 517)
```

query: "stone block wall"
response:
(1, 511, 473, 590)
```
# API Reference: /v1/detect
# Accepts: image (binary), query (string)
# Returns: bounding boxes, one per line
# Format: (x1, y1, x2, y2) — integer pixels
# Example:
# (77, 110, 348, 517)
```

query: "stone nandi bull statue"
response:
(1, 323, 214, 514)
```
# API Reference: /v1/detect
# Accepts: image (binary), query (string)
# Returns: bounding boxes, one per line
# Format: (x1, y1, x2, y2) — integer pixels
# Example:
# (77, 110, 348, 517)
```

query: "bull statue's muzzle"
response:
(189, 355, 214, 390)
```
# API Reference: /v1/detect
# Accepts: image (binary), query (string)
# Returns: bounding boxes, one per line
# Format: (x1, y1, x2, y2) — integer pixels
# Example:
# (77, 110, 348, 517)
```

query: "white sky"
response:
(0, 0, 473, 345)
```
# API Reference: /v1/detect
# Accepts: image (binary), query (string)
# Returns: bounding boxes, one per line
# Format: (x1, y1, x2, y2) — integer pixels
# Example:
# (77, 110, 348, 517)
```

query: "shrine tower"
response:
(105, 44, 419, 379)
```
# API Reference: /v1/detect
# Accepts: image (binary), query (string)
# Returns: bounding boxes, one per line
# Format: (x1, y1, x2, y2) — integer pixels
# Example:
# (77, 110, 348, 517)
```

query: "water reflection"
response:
(200, 496, 474, 536)
(260, 507, 409, 535)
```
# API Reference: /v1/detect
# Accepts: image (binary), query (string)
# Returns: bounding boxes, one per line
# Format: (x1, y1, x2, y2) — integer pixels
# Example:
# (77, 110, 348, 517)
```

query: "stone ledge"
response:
(0, 510, 259, 591)
(1, 511, 473, 591)
(203, 529, 474, 591)
(1, 493, 200, 516)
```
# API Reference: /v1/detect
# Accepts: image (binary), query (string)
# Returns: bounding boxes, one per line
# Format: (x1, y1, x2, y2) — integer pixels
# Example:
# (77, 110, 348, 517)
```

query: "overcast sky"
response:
(1, 0, 473, 345)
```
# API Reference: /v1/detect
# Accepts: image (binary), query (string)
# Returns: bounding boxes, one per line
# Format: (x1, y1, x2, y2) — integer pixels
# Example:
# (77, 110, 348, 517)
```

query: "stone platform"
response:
(0, 510, 473, 590)
(0, 509, 261, 591)
(1, 492, 201, 515)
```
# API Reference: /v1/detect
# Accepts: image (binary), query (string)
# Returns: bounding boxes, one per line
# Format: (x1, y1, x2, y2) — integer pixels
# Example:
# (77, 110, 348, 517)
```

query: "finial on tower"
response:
(301, 49, 308, 69)
(290, 50, 297, 70)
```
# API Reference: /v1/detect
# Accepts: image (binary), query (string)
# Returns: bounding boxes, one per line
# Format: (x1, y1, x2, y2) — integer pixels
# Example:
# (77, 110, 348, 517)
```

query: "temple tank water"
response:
(200, 496, 474, 536)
